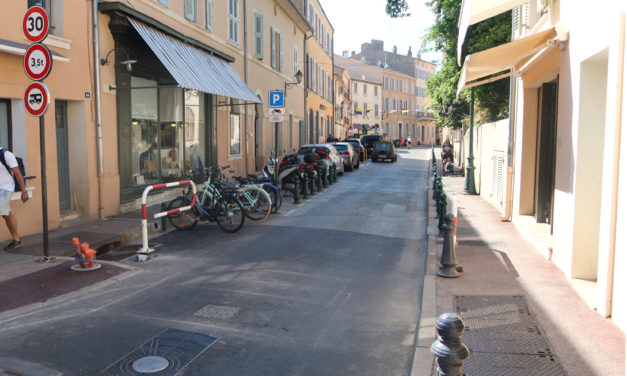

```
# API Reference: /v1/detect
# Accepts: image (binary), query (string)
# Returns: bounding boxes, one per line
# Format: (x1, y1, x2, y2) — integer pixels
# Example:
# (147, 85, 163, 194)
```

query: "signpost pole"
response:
(39, 116, 49, 258)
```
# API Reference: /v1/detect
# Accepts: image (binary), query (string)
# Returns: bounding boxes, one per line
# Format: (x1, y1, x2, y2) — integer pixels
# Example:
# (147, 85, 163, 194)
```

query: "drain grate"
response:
(463, 352, 567, 376)
(455, 295, 567, 375)
(102, 328, 219, 376)
(193, 304, 241, 319)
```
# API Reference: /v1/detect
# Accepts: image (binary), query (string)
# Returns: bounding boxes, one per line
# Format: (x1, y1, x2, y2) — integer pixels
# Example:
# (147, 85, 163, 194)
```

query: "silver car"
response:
(332, 142, 359, 171)
(297, 144, 345, 175)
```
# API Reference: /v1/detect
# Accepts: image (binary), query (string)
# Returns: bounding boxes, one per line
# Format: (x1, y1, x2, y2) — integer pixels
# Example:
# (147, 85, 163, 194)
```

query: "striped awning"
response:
(129, 19, 260, 103)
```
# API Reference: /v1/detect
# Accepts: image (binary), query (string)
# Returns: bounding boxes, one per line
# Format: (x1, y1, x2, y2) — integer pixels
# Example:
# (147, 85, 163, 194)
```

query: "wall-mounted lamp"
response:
(284, 70, 303, 96)
(100, 48, 137, 72)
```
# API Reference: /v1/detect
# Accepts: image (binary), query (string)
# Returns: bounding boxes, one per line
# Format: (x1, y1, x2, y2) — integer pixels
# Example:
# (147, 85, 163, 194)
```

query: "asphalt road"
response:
(0, 146, 431, 376)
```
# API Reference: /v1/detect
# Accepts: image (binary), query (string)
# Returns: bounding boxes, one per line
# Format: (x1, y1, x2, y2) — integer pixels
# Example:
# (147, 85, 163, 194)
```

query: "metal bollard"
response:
(438, 192, 447, 233)
(438, 214, 461, 278)
(317, 167, 323, 191)
(293, 175, 301, 204)
(431, 313, 469, 376)
(322, 166, 329, 188)
(329, 165, 335, 185)
(160, 202, 167, 232)
(302, 172, 310, 199)
(332, 164, 338, 183)
(309, 169, 317, 195)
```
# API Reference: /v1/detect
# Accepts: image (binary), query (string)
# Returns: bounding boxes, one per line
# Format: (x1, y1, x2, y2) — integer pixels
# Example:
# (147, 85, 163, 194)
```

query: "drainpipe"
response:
(243, 0, 249, 173)
(92, 0, 105, 219)
(304, 33, 308, 143)
(332, 37, 335, 137)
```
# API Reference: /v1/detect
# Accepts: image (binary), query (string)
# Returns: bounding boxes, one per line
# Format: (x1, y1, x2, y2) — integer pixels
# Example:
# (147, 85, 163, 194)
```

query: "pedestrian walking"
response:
(0, 148, 29, 250)
(407, 137, 412, 148)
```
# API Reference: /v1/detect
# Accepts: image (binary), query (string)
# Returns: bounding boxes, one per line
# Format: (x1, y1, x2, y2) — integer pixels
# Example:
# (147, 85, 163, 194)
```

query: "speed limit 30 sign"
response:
(23, 6, 49, 43)
(24, 43, 52, 81)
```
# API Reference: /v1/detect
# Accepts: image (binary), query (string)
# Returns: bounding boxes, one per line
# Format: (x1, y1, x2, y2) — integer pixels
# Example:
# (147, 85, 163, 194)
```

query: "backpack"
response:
(0, 149, 26, 192)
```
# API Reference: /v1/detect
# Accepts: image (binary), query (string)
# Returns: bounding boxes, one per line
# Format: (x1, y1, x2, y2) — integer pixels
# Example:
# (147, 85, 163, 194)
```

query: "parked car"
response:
(332, 142, 359, 171)
(372, 141, 397, 162)
(297, 144, 345, 175)
(344, 138, 366, 162)
(361, 134, 383, 158)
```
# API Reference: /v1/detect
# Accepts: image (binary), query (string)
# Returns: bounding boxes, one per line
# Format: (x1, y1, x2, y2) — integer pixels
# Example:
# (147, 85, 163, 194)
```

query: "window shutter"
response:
(279, 33, 283, 72)
(293, 47, 298, 78)
(185, 0, 195, 21)
(158, 0, 168, 7)
(254, 13, 263, 59)
(271, 27, 276, 69)
(206, 0, 212, 30)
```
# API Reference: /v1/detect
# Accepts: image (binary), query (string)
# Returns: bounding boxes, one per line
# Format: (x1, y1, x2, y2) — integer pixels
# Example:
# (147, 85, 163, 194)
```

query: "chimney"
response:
(351, 51, 355, 57)
(393, 45, 397, 54)
(407, 46, 412, 57)
(342, 50, 349, 57)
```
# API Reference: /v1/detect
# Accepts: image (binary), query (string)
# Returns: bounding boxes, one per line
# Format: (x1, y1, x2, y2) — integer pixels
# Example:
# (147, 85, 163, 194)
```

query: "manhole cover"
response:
(132, 356, 169, 373)
(102, 328, 219, 376)
(193, 304, 241, 319)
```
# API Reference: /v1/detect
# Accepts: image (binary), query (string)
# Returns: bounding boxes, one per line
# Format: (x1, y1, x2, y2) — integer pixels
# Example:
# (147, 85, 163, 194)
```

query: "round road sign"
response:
(23, 6, 50, 43)
(24, 82, 50, 117)
(24, 43, 53, 81)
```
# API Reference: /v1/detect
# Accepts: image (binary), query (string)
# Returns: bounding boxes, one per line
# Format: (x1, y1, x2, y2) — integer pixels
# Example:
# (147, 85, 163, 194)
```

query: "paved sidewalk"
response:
(415, 170, 625, 375)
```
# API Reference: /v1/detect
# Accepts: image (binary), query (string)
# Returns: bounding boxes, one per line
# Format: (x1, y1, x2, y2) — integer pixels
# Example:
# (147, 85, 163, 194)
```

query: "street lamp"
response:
(464, 87, 477, 195)
(284, 70, 303, 95)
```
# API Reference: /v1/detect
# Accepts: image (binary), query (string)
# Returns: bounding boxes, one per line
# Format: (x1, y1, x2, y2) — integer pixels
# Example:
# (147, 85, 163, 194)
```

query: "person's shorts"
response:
(0, 189, 12, 216)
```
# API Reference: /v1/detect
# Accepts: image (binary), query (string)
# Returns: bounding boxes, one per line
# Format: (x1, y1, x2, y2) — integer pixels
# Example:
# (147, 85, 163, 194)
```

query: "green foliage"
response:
(387, 0, 512, 127)
(385, 0, 410, 18)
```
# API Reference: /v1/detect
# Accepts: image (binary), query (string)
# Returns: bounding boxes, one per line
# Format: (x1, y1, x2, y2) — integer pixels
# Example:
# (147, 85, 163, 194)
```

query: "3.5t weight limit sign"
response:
(24, 43, 52, 81)
(23, 6, 49, 43)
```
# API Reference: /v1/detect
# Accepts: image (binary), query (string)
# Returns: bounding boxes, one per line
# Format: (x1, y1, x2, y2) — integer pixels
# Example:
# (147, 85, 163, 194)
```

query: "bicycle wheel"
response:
(262, 183, 282, 213)
(167, 197, 198, 231)
(241, 187, 272, 223)
(215, 196, 245, 233)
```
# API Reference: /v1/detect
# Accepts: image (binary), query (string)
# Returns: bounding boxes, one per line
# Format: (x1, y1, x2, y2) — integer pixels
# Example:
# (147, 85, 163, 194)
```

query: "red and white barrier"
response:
(138, 180, 197, 255)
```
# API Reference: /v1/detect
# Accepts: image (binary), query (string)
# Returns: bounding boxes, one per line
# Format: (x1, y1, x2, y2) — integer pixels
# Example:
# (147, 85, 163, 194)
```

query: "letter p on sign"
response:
(269, 91, 284, 108)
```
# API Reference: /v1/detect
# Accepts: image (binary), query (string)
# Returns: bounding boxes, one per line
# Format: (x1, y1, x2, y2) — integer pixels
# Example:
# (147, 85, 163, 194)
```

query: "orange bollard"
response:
(80, 242, 97, 268)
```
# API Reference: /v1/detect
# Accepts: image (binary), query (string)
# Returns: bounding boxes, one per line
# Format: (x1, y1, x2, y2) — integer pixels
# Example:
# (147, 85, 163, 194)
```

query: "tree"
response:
(386, 0, 511, 128)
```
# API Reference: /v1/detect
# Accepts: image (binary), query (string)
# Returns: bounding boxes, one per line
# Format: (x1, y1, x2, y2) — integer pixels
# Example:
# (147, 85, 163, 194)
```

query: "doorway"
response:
(535, 80, 558, 226)
(55, 100, 70, 212)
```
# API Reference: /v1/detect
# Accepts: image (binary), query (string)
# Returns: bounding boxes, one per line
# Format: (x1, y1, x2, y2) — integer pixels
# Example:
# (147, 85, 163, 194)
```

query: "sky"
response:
(318, 0, 441, 65)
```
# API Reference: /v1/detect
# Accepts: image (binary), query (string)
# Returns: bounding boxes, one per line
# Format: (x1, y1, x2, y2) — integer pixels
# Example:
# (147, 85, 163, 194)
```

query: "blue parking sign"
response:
(269, 91, 285, 107)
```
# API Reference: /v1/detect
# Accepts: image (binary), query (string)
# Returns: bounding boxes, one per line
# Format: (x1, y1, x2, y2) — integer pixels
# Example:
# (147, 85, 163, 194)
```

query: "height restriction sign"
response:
(24, 43, 52, 81)
(23, 6, 49, 43)
(24, 81, 50, 117)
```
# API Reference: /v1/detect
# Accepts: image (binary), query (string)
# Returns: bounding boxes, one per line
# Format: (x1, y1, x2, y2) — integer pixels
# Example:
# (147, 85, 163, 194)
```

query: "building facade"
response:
(333, 65, 351, 139)
(300, 0, 334, 143)
(0, 0, 98, 240)
(457, 0, 627, 332)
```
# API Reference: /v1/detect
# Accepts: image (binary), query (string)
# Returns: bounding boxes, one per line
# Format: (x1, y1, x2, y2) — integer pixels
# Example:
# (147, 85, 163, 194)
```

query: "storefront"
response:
(100, 5, 260, 202)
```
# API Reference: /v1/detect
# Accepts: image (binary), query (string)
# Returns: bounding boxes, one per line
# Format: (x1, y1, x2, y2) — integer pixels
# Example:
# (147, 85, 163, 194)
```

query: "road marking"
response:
(314, 292, 352, 348)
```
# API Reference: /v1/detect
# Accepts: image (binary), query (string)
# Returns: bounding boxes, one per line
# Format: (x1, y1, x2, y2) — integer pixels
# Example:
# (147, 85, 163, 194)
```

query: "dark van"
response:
(361, 134, 383, 158)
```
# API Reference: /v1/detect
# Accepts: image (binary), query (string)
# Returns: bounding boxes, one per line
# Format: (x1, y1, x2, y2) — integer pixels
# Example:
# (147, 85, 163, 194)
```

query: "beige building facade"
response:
(333, 65, 351, 139)
(457, 0, 627, 332)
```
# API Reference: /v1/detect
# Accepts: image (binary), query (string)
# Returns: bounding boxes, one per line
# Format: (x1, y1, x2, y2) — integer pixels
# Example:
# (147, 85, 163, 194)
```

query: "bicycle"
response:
(233, 174, 283, 214)
(215, 167, 273, 223)
(167, 167, 245, 233)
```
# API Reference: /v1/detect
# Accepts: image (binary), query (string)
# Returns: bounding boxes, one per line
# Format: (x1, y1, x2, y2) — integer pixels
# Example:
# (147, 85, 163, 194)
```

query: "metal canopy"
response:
(129, 19, 261, 103)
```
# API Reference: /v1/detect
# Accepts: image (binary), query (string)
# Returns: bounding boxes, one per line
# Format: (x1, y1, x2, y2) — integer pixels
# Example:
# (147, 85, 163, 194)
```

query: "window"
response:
(312, 59, 317, 92)
(384, 77, 388, 90)
(375, 104, 379, 117)
(254, 13, 263, 59)
(28, 0, 63, 37)
(158, 0, 169, 6)
(185, 0, 197, 22)
(230, 114, 241, 155)
(364, 103, 368, 115)
(293, 47, 298, 78)
(271, 27, 276, 69)
(354, 82, 357, 93)
(363, 84, 367, 96)
(228, 0, 239, 45)
(279, 33, 283, 72)
(374, 86, 378, 96)
(327, 34, 331, 55)
(205, 0, 212, 31)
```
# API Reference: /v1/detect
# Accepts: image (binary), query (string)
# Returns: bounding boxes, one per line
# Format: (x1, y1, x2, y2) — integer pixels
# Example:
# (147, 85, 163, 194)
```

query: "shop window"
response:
(159, 87, 184, 180)
(230, 114, 241, 155)
(131, 77, 159, 186)
(184, 89, 206, 172)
